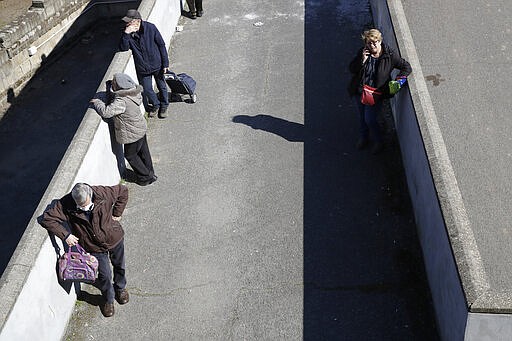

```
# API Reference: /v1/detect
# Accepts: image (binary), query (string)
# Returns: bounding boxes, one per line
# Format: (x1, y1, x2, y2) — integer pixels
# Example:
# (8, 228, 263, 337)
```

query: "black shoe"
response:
(197, 10, 203, 17)
(136, 175, 157, 186)
(158, 106, 168, 119)
(100, 302, 114, 317)
(372, 142, 384, 154)
(356, 138, 369, 150)
(189, 11, 196, 19)
(147, 109, 158, 118)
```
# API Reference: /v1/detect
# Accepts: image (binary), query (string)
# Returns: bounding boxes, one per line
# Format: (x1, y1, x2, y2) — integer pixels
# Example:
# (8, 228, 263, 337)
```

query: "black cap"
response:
(122, 9, 142, 22)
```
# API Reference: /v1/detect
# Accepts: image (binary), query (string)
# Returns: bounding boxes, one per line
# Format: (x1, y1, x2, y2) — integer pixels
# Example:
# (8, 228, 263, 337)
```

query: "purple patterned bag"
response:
(58, 244, 98, 283)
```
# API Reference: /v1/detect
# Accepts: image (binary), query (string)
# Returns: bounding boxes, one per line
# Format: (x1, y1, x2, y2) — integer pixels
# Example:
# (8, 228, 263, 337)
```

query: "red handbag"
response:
(360, 84, 382, 106)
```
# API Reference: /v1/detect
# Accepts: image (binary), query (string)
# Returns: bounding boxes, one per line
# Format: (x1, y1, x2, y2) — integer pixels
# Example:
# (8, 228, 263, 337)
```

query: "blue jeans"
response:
(354, 96, 383, 142)
(137, 70, 169, 112)
(91, 239, 126, 304)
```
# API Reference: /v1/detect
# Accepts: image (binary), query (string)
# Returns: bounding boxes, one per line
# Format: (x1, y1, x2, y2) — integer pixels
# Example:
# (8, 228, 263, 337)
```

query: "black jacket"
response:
(347, 43, 412, 98)
(119, 21, 169, 76)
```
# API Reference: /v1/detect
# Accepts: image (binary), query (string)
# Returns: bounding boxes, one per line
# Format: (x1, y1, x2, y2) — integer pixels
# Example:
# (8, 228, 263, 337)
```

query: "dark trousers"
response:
(186, 0, 203, 12)
(124, 135, 155, 183)
(354, 96, 383, 142)
(137, 70, 169, 113)
(91, 239, 126, 304)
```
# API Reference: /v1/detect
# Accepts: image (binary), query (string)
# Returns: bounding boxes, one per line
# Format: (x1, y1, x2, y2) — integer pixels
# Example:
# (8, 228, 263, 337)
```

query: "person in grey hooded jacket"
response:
(90, 73, 157, 186)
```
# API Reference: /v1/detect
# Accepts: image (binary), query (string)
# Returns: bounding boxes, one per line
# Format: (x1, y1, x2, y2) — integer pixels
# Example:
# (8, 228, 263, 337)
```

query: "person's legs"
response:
(137, 73, 160, 114)
(186, 0, 196, 16)
(195, 0, 203, 14)
(354, 96, 384, 151)
(109, 239, 126, 292)
(154, 70, 169, 117)
(364, 101, 383, 143)
(354, 97, 369, 147)
(91, 251, 115, 304)
(124, 140, 153, 183)
(138, 135, 155, 176)
(364, 101, 384, 153)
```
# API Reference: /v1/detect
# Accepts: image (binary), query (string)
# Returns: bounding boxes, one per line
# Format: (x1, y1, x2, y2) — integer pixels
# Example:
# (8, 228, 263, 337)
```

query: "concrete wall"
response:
(465, 313, 512, 341)
(371, 0, 512, 340)
(0, 0, 181, 339)
(370, 1, 469, 340)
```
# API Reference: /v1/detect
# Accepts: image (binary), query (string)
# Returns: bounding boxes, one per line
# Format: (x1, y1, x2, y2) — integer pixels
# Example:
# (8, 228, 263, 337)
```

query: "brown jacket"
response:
(40, 184, 128, 253)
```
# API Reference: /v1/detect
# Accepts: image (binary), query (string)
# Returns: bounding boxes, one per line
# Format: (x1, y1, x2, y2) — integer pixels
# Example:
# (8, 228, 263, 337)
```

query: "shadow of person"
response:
(7, 88, 15, 103)
(76, 289, 103, 306)
(232, 114, 305, 142)
(168, 92, 184, 103)
(122, 169, 139, 184)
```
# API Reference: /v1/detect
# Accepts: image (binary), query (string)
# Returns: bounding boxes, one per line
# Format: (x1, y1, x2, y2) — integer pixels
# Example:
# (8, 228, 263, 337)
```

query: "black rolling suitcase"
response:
(164, 71, 197, 103)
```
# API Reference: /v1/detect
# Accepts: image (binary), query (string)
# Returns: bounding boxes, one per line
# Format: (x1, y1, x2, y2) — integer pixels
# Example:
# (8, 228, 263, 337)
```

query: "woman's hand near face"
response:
(362, 48, 370, 64)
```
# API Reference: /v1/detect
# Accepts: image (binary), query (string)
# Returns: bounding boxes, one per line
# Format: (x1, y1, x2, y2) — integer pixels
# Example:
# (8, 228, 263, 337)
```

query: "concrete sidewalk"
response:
(63, 0, 438, 339)
(66, 1, 305, 339)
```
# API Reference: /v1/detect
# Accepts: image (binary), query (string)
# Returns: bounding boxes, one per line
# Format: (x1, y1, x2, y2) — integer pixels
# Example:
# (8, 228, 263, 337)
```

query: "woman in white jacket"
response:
(91, 73, 157, 186)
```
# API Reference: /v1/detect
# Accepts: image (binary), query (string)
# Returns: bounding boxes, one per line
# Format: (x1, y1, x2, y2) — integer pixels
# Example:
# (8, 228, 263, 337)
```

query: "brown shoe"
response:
(115, 289, 130, 305)
(100, 302, 115, 317)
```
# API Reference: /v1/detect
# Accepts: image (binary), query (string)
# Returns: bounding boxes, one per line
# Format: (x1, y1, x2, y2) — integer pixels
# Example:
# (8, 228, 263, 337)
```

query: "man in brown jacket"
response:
(40, 183, 129, 317)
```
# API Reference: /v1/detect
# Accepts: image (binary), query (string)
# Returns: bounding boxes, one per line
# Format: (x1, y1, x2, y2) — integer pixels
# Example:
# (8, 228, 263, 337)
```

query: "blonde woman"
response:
(347, 29, 411, 154)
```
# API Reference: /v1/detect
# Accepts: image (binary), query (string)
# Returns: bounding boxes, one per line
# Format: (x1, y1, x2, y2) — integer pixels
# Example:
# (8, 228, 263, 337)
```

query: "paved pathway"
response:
(63, 0, 438, 339)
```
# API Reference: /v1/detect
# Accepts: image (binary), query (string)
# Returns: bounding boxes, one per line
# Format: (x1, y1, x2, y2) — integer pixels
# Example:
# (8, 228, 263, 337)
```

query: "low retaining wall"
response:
(369, 2, 468, 339)
(371, 0, 512, 339)
(0, 0, 181, 339)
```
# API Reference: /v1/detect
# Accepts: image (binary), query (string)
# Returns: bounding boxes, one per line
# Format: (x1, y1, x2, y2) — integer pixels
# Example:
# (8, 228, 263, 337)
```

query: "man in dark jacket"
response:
(40, 183, 130, 317)
(119, 9, 170, 119)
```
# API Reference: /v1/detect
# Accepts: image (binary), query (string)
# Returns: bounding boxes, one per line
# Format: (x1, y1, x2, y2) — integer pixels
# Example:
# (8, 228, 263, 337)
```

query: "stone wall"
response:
(0, 0, 141, 108)
(0, 0, 92, 106)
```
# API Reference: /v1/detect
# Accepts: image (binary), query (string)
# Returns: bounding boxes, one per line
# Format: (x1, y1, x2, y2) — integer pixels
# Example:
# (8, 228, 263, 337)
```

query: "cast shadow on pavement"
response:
(301, 0, 439, 338)
(76, 290, 103, 307)
(232, 114, 305, 142)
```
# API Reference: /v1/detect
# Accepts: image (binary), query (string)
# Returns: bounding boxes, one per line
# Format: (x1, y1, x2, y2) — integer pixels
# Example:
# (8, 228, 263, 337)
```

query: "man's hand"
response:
(124, 20, 140, 34)
(65, 234, 79, 246)
(112, 216, 121, 221)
